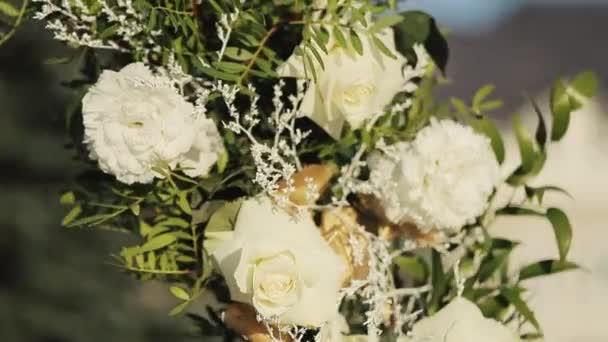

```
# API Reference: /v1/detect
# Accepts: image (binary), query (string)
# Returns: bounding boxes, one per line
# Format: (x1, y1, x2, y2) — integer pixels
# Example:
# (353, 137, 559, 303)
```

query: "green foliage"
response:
(501, 287, 541, 332)
(450, 84, 505, 164)
(545, 208, 572, 261)
(393, 10, 449, 72)
(550, 70, 599, 141)
(0, 0, 27, 46)
(519, 259, 579, 281)
(394, 255, 428, 283)
(0, 1, 19, 17)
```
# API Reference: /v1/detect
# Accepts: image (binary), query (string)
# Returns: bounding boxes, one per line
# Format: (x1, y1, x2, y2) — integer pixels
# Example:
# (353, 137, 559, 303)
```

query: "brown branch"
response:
(237, 26, 278, 85)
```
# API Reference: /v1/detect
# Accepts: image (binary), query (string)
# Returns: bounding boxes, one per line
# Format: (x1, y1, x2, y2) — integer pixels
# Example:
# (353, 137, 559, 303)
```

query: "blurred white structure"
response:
(494, 94, 608, 342)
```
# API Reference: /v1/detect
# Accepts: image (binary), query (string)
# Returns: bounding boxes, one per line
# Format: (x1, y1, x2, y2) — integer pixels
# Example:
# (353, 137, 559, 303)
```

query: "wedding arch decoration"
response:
(1, 0, 599, 341)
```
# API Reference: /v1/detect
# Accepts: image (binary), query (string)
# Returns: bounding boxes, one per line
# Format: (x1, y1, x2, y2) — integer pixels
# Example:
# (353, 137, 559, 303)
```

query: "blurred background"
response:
(1, 0, 606, 341)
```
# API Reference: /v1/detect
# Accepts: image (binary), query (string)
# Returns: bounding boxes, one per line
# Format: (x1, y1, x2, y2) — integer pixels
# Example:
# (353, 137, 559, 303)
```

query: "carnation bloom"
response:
(211, 197, 346, 327)
(278, 26, 407, 139)
(82, 62, 223, 184)
(405, 297, 520, 342)
(368, 119, 501, 233)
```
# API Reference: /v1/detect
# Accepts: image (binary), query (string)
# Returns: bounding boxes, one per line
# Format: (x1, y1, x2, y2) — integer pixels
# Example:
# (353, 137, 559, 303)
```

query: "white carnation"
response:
(82, 62, 223, 184)
(406, 297, 520, 342)
(368, 119, 500, 233)
(211, 197, 346, 327)
(278, 26, 407, 139)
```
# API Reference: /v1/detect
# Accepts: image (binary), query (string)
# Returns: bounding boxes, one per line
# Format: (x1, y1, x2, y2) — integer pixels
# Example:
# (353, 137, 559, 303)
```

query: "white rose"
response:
(278, 27, 407, 139)
(212, 197, 346, 327)
(82, 62, 223, 184)
(406, 297, 520, 342)
(368, 119, 501, 233)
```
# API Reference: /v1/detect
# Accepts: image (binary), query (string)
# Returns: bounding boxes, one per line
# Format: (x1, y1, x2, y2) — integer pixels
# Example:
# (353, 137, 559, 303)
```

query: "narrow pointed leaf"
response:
(519, 260, 579, 281)
(546, 208, 572, 261)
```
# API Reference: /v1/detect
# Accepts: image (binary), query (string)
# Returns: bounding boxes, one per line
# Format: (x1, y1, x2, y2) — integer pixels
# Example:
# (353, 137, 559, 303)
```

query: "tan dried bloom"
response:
(223, 303, 292, 342)
(356, 194, 440, 246)
(320, 207, 370, 286)
(277, 164, 337, 206)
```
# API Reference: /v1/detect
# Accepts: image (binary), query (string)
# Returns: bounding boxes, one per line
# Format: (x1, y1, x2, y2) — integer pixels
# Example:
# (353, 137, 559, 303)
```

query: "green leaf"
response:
(530, 98, 547, 149)
(169, 301, 190, 316)
(524, 185, 572, 204)
(370, 15, 404, 33)
(473, 84, 495, 112)
(428, 250, 448, 314)
(177, 192, 192, 215)
(129, 202, 140, 216)
(350, 30, 363, 55)
(501, 287, 541, 332)
(59, 191, 76, 205)
(394, 255, 428, 282)
(62, 205, 82, 226)
(470, 117, 505, 164)
(393, 11, 449, 73)
(158, 217, 190, 229)
(311, 27, 328, 54)
(478, 100, 503, 112)
(371, 34, 397, 59)
(332, 26, 347, 48)
(170, 286, 191, 301)
(139, 234, 176, 253)
(512, 115, 537, 173)
(519, 260, 579, 281)
(308, 44, 326, 69)
(0, 1, 19, 17)
(147, 8, 157, 29)
(394, 11, 431, 44)
(213, 61, 248, 73)
(303, 52, 318, 82)
(546, 208, 572, 261)
(550, 79, 571, 141)
(450, 97, 469, 115)
(570, 70, 599, 98)
(224, 47, 253, 61)
(205, 199, 243, 234)
(478, 248, 512, 283)
(191, 200, 226, 225)
(99, 24, 120, 39)
(478, 296, 510, 319)
(217, 150, 228, 173)
(497, 206, 544, 217)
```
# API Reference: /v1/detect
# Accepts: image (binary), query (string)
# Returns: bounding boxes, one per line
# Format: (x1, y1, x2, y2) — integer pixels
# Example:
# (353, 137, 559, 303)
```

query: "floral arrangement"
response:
(1, 0, 599, 341)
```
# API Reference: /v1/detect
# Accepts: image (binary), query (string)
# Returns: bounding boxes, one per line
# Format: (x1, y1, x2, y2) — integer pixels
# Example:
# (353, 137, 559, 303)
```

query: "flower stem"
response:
(237, 26, 278, 85)
(0, 0, 29, 47)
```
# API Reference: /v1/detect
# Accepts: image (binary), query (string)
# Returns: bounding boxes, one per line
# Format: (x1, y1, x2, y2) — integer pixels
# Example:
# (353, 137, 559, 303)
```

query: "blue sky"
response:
(401, 0, 608, 33)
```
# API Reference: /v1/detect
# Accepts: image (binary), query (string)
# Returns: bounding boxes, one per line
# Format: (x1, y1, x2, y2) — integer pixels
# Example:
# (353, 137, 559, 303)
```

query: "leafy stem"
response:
(119, 264, 192, 275)
(237, 26, 278, 85)
(151, 6, 193, 16)
(0, 0, 29, 47)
